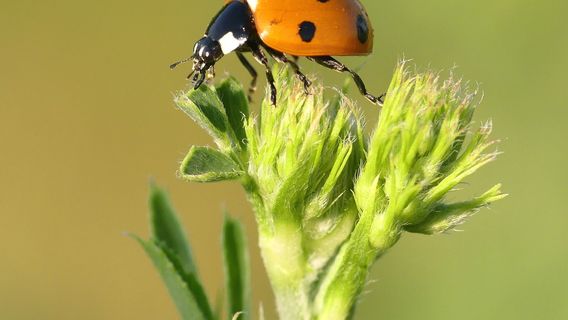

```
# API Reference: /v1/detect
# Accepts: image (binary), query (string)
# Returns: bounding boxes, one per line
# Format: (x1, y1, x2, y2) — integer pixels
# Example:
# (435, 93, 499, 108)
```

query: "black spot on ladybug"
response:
(298, 21, 316, 42)
(356, 14, 369, 44)
(318, 0, 330, 2)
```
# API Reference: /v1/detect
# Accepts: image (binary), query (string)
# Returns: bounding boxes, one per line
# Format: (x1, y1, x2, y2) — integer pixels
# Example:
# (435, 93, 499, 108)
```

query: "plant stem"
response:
(259, 224, 311, 320)
(314, 210, 399, 320)
(314, 213, 374, 319)
(242, 177, 311, 319)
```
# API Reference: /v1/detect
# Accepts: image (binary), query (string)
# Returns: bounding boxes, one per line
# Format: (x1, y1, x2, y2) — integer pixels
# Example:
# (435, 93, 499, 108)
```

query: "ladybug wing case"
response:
(250, 0, 373, 56)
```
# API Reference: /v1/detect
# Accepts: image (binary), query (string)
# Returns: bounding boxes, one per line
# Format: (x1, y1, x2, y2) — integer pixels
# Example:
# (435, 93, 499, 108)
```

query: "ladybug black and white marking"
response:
(171, 0, 382, 105)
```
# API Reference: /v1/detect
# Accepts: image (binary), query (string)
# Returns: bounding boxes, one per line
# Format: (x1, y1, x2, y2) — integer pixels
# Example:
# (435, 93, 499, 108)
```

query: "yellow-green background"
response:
(1, 0, 566, 319)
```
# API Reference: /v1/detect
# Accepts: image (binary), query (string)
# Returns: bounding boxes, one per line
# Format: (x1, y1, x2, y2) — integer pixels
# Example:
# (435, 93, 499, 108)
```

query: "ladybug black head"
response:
(182, 37, 223, 89)
(192, 36, 224, 65)
(170, 36, 224, 89)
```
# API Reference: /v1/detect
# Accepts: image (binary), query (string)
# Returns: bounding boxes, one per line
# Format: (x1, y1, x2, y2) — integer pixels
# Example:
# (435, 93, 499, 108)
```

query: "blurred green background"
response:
(1, 0, 566, 319)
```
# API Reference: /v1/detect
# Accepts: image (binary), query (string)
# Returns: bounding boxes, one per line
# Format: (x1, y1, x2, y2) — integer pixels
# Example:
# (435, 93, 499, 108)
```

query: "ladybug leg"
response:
(193, 70, 207, 90)
(307, 56, 384, 106)
(263, 47, 311, 94)
(190, 63, 212, 90)
(236, 52, 258, 103)
(249, 45, 277, 105)
(206, 65, 216, 83)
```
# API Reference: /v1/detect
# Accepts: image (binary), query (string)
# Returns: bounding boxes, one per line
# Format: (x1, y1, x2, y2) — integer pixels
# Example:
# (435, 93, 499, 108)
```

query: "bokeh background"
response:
(1, 0, 567, 319)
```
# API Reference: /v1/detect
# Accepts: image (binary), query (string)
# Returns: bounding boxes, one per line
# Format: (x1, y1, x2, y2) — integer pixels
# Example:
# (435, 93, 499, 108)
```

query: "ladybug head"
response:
(170, 36, 224, 89)
(192, 36, 224, 66)
(189, 37, 223, 88)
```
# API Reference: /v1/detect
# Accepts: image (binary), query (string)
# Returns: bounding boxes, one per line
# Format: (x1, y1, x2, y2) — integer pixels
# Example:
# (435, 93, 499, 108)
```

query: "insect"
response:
(171, 0, 382, 105)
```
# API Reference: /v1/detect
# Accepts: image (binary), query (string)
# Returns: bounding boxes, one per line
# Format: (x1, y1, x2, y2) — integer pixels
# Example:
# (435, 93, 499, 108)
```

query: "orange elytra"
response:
(251, 0, 373, 56)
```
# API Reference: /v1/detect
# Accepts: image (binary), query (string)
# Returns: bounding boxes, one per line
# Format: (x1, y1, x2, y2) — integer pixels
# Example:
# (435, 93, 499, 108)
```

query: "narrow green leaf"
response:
(134, 236, 207, 320)
(161, 245, 215, 320)
(406, 184, 507, 234)
(180, 146, 244, 182)
(216, 77, 249, 148)
(222, 215, 251, 320)
(149, 184, 197, 275)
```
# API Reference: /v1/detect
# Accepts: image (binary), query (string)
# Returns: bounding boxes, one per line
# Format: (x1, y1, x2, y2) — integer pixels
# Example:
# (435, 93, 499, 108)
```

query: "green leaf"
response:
(149, 184, 197, 275)
(180, 146, 244, 182)
(175, 85, 234, 149)
(216, 77, 249, 149)
(134, 236, 207, 320)
(222, 215, 251, 320)
(406, 184, 507, 235)
(161, 245, 215, 320)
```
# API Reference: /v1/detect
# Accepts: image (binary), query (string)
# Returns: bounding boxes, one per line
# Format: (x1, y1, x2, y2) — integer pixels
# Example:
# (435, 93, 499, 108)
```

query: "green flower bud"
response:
(175, 61, 505, 320)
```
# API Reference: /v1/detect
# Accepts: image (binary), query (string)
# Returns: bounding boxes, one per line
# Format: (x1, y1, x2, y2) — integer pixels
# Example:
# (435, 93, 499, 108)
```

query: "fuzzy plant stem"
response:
(243, 177, 314, 319)
(314, 214, 386, 320)
(259, 222, 311, 319)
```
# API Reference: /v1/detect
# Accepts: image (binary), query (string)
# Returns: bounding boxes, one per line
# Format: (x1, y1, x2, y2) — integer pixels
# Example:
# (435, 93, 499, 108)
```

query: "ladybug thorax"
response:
(204, 1, 255, 55)
(189, 1, 256, 76)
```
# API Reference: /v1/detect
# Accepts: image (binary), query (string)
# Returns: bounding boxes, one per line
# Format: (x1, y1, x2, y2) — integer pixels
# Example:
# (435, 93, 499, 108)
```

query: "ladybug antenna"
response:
(170, 55, 194, 70)
(186, 70, 196, 80)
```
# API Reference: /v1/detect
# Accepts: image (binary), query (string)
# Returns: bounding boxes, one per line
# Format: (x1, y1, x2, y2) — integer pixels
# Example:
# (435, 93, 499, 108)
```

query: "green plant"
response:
(134, 184, 250, 320)
(136, 61, 505, 320)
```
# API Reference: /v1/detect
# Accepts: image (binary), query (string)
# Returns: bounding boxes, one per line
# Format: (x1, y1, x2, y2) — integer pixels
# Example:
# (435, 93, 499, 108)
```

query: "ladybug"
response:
(171, 0, 382, 105)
